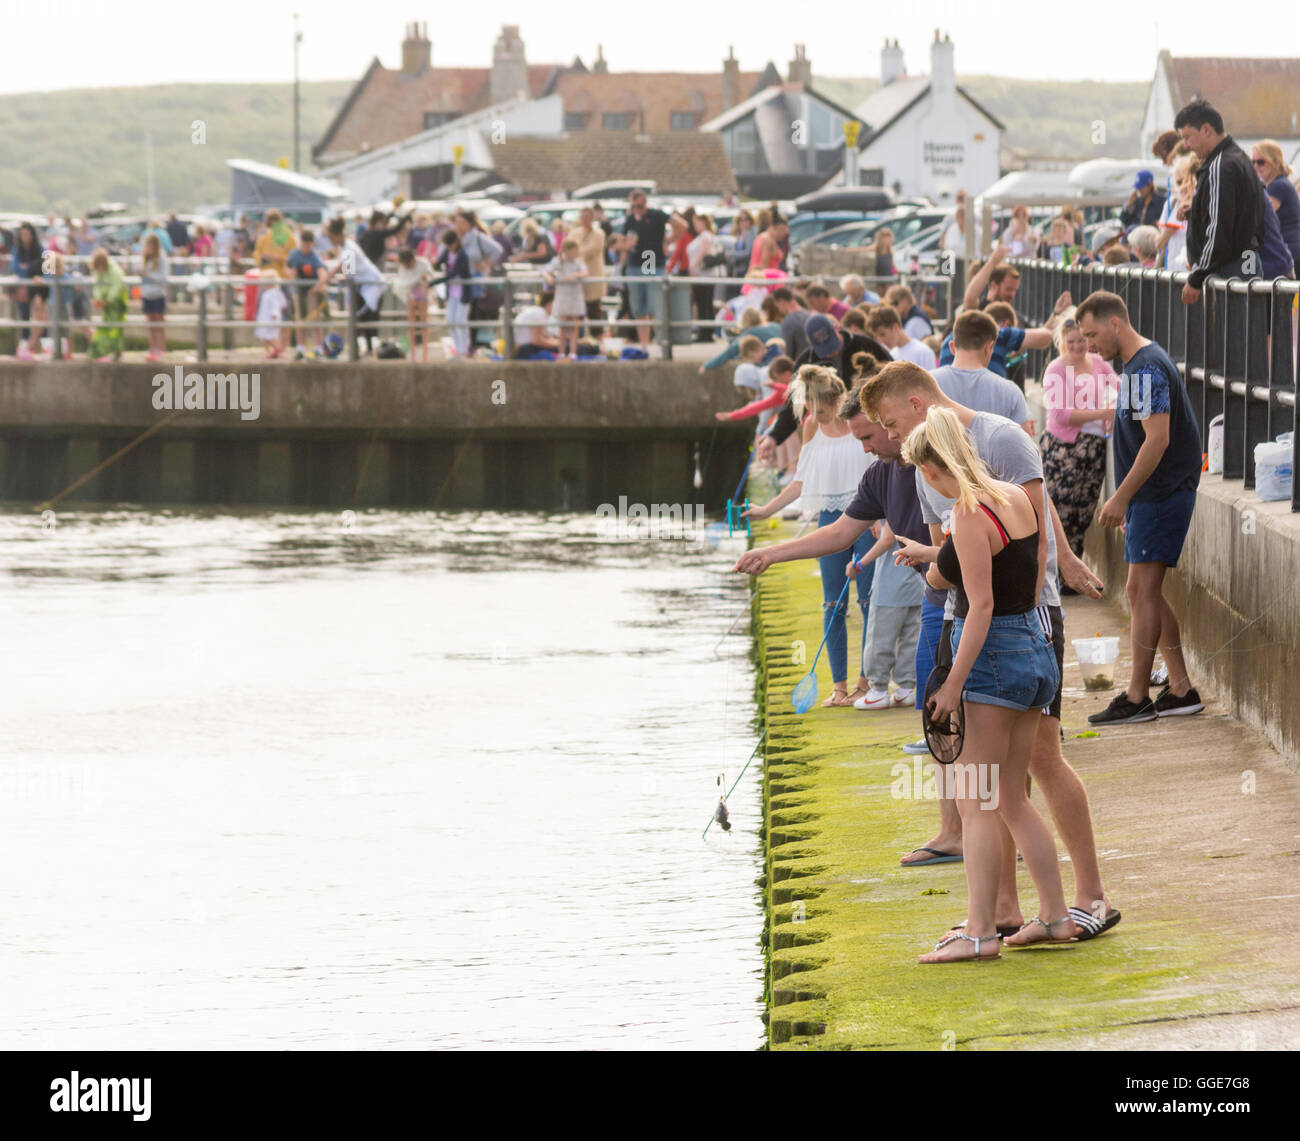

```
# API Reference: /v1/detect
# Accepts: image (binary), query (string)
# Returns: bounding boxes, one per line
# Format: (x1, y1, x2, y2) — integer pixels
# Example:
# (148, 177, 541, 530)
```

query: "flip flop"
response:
(1068, 906, 1122, 941)
(901, 847, 963, 866)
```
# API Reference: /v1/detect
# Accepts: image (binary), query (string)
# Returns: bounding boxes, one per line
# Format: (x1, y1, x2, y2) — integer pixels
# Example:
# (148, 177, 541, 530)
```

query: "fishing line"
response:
(37, 409, 186, 512)
(703, 729, 768, 839)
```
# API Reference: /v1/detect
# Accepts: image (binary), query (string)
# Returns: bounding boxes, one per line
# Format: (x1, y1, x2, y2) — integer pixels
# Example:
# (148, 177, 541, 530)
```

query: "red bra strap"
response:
(978, 503, 1010, 546)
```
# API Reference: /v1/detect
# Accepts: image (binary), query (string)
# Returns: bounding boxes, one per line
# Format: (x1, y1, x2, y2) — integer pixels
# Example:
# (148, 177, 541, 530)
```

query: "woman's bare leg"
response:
(1000, 710, 1077, 945)
(918, 702, 1013, 962)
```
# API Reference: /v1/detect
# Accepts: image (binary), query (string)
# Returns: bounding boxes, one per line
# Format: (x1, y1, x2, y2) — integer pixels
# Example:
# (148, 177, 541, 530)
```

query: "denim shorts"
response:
(1124, 487, 1196, 567)
(950, 610, 1060, 713)
(627, 265, 664, 318)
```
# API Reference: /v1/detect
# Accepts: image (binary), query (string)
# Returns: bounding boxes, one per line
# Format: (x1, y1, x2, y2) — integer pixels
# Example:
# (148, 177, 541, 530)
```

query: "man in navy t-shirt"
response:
(1076, 290, 1204, 725)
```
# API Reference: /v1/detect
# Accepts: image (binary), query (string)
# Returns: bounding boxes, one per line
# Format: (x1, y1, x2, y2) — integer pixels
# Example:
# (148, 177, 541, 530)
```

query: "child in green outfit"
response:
(89, 249, 128, 361)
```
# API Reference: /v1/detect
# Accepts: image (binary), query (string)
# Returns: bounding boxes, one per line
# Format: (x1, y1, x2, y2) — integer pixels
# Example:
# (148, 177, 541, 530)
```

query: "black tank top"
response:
(934, 488, 1039, 618)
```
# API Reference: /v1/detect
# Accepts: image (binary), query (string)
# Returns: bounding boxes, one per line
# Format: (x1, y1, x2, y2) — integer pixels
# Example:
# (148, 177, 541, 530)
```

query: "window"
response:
(422, 111, 459, 130)
(726, 119, 767, 174)
(563, 111, 589, 130)
(670, 111, 697, 131)
(602, 112, 631, 130)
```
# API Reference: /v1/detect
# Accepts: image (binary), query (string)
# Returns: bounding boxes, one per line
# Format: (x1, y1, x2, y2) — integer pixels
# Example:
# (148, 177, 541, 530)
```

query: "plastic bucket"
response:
(1072, 636, 1120, 691)
(1254, 433, 1294, 502)
(1207, 414, 1224, 474)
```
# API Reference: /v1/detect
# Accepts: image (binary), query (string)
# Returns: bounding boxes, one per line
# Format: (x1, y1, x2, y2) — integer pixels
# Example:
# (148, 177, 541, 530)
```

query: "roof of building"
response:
(1162, 53, 1300, 138)
(478, 132, 738, 195)
(852, 75, 1004, 148)
(700, 81, 859, 134)
(226, 159, 348, 200)
(313, 59, 561, 163)
(552, 69, 765, 127)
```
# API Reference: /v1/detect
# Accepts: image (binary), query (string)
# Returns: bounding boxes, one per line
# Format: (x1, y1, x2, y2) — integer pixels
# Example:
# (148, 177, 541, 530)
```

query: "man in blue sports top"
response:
(936, 244, 1069, 384)
(1076, 290, 1205, 725)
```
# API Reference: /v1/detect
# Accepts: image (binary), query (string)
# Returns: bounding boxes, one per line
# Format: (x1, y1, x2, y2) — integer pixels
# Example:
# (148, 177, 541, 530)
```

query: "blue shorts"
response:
(627, 265, 664, 319)
(1124, 487, 1196, 567)
(950, 610, 1059, 713)
(142, 296, 166, 315)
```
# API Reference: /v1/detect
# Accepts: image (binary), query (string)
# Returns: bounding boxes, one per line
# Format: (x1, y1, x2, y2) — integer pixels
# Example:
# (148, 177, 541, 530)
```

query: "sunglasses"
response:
(1252, 158, 1269, 167)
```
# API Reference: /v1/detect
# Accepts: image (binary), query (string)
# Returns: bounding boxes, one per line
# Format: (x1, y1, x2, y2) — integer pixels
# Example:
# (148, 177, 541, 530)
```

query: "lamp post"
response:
(293, 14, 303, 172)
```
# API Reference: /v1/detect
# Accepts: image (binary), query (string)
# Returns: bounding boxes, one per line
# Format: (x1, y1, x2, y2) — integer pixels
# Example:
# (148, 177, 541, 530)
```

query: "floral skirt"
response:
(1040, 431, 1107, 558)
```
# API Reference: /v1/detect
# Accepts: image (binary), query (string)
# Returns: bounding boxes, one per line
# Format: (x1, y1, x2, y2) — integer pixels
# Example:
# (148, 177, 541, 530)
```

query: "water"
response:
(0, 507, 764, 1049)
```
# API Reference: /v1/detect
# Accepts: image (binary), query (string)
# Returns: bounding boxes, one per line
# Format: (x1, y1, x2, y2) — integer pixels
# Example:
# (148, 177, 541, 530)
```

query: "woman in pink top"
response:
(1039, 312, 1119, 565)
(748, 220, 786, 272)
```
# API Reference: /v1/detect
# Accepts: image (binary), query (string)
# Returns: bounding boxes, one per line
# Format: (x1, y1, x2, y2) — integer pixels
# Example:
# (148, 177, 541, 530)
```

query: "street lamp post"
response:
(293, 14, 303, 172)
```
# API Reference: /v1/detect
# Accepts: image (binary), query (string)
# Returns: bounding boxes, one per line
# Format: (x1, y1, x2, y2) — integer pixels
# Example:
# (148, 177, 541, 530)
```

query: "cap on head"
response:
(805, 313, 842, 359)
(1132, 170, 1154, 190)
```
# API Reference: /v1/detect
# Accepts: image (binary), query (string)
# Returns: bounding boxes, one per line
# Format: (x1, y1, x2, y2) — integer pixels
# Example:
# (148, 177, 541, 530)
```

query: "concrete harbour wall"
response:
(0, 361, 750, 510)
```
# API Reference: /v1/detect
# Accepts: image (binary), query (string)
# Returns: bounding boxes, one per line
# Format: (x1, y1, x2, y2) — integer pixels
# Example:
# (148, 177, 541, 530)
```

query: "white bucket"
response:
(1207, 414, 1224, 474)
(1072, 636, 1120, 691)
(1254, 432, 1294, 502)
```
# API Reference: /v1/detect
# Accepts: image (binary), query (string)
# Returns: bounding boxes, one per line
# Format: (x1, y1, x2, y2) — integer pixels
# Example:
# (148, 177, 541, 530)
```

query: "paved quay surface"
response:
(752, 517, 1300, 1050)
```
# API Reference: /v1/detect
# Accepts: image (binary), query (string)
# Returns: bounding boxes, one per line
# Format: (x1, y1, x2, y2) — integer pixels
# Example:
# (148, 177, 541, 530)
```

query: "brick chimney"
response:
(881, 39, 904, 85)
(787, 44, 811, 86)
(592, 44, 608, 75)
(401, 21, 430, 75)
(491, 24, 529, 103)
(930, 29, 954, 96)
(722, 45, 740, 109)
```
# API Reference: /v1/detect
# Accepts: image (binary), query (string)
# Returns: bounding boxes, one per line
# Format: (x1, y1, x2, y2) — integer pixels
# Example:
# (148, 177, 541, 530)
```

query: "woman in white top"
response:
(745, 365, 875, 706)
(687, 214, 725, 344)
(322, 216, 387, 357)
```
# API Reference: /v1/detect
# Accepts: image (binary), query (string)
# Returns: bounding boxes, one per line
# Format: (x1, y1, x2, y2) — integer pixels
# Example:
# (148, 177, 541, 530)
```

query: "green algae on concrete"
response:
(750, 518, 1300, 1051)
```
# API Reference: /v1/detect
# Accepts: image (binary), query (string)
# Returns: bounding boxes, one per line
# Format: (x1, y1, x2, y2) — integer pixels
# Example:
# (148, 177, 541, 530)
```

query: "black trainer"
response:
(1087, 693, 1157, 725)
(1154, 686, 1204, 717)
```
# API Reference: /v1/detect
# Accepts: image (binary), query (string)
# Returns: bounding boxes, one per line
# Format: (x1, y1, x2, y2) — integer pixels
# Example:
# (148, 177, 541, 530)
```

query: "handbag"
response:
(701, 250, 728, 270)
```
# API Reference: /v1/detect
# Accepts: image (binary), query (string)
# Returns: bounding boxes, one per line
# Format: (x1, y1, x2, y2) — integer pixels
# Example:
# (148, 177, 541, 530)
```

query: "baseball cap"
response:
(805, 313, 842, 359)
(1132, 170, 1154, 190)
(1090, 223, 1123, 253)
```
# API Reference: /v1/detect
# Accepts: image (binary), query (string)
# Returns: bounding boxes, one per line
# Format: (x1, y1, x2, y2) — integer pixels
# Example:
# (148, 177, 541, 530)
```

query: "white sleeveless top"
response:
(794, 426, 871, 513)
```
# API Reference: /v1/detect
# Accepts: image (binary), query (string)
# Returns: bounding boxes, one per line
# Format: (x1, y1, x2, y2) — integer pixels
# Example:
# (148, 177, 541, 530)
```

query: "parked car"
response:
(504, 199, 633, 244)
(788, 210, 885, 248)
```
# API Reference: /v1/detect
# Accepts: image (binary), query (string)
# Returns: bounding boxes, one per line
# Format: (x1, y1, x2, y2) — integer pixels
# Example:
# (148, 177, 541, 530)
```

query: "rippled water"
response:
(0, 507, 764, 1049)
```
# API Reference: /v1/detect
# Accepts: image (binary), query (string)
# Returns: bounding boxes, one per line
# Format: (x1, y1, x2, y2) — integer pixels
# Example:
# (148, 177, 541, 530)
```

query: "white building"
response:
(842, 31, 1002, 204)
(1140, 52, 1300, 169)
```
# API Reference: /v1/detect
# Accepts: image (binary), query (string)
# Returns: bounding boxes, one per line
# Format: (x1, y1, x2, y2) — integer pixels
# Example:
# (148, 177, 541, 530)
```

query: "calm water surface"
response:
(0, 508, 763, 1049)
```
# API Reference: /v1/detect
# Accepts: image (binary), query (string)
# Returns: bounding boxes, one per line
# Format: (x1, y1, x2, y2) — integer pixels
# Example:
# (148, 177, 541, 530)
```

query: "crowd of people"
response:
(4, 95, 1293, 369)
(723, 95, 1270, 966)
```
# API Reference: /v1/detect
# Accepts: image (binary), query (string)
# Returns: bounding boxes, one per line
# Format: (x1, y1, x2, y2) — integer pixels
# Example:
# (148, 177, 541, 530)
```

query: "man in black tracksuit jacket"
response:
(1175, 100, 1266, 305)
(759, 321, 892, 450)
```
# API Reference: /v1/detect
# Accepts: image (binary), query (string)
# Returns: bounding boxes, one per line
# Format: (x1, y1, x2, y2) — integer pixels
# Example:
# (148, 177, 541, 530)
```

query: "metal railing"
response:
(0, 268, 953, 364)
(1010, 258, 1300, 512)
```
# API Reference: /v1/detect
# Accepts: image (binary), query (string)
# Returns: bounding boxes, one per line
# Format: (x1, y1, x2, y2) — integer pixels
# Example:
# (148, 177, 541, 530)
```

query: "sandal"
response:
(920, 930, 1001, 963)
(1068, 905, 1122, 941)
(1004, 914, 1077, 947)
(845, 685, 871, 705)
(821, 689, 853, 707)
(950, 920, 1022, 939)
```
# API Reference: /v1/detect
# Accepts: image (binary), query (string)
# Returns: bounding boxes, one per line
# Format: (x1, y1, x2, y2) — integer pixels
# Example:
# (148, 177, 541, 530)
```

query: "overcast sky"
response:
(4, 0, 1298, 93)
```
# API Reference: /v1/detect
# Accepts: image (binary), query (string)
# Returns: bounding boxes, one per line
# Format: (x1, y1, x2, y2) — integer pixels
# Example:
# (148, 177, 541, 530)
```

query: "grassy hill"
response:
(1, 75, 1147, 214)
(0, 81, 353, 215)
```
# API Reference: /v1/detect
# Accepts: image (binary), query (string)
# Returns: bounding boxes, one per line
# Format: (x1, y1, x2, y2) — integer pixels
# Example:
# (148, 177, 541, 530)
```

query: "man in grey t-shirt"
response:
(932, 366, 1031, 433)
(932, 309, 1035, 435)
(860, 360, 1117, 938)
